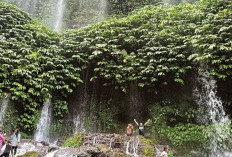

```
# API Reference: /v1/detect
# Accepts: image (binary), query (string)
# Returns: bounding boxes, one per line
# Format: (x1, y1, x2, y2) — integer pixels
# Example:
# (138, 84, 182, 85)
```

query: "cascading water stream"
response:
(92, 135, 100, 145)
(53, 0, 65, 32)
(34, 101, 52, 142)
(128, 83, 144, 120)
(0, 94, 10, 122)
(125, 136, 140, 157)
(193, 71, 232, 156)
(98, 0, 107, 22)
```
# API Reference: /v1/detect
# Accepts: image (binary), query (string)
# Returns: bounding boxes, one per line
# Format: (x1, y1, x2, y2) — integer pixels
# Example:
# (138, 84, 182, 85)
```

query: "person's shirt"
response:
(4, 144, 11, 153)
(160, 151, 168, 157)
(0, 133, 3, 143)
(11, 134, 20, 146)
(138, 125, 145, 131)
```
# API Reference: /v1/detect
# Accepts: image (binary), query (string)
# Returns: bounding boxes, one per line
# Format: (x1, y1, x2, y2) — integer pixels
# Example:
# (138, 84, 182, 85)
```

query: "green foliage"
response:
(149, 103, 206, 146)
(20, 132, 33, 139)
(168, 151, 174, 157)
(1, 0, 232, 132)
(108, 0, 161, 15)
(161, 124, 206, 146)
(63, 132, 84, 148)
(2, 102, 18, 134)
(98, 101, 119, 131)
(149, 102, 199, 131)
(140, 136, 155, 157)
(62, 0, 232, 92)
(144, 145, 155, 157)
(0, 2, 83, 131)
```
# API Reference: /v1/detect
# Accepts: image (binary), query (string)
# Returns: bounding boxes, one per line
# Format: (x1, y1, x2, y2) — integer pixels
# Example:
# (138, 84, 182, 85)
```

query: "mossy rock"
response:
(20, 151, 39, 157)
(144, 145, 155, 157)
(107, 149, 130, 157)
(63, 132, 84, 148)
(95, 144, 110, 153)
(140, 136, 153, 145)
(139, 136, 155, 157)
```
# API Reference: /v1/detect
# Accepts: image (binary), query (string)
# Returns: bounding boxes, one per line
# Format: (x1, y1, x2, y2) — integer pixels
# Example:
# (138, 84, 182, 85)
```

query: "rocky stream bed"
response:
(14, 133, 169, 157)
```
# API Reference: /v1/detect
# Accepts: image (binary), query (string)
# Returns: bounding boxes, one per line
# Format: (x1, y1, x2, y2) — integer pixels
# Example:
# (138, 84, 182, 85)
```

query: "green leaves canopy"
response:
(0, 0, 231, 131)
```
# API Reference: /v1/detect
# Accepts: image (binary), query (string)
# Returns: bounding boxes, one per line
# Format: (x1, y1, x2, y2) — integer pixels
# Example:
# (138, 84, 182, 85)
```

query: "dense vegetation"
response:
(0, 0, 232, 154)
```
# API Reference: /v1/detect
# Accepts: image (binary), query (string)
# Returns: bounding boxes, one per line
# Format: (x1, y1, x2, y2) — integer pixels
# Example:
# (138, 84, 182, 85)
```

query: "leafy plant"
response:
(63, 132, 84, 148)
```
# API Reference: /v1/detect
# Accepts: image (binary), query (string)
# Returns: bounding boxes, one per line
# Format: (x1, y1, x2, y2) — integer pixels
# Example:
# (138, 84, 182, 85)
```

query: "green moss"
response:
(96, 144, 110, 152)
(21, 151, 39, 157)
(140, 136, 153, 145)
(62, 132, 84, 147)
(139, 136, 155, 157)
(144, 145, 155, 157)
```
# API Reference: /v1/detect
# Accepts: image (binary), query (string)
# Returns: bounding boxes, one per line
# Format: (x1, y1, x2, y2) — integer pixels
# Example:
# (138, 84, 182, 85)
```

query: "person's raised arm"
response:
(134, 119, 139, 126)
(144, 119, 150, 126)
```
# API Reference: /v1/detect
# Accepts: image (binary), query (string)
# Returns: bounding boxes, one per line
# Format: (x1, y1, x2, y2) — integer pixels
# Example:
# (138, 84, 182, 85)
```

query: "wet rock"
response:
(41, 141, 49, 146)
(54, 147, 89, 157)
(107, 148, 129, 157)
(95, 144, 110, 153)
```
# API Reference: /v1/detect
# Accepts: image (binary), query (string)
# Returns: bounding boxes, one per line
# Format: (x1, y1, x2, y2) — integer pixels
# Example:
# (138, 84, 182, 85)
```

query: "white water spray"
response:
(53, 0, 65, 32)
(93, 135, 100, 145)
(73, 114, 84, 132)
(109, 137, 114, 150)
(125, 136, 140, 157)
(45, 150, 58, 157)
(34, 101, 52, 142)
(194, 71, 231, 156)
(0, 94, 10, 122)
(98, 0, 107, 22)
(3, 0, 38, 14)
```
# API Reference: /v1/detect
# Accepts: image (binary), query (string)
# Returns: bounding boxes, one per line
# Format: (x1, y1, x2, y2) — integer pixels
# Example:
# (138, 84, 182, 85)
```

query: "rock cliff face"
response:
(17, 133, 159, 157)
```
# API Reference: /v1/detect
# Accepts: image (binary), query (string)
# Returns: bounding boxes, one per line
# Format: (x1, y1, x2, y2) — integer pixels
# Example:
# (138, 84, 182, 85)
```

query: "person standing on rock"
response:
(11, 129, 21, 156)
(126, 124, 134, 136)
(160, 146, 168, 157)
(0, 140, 12, 157)
(134, 119, 150, 136)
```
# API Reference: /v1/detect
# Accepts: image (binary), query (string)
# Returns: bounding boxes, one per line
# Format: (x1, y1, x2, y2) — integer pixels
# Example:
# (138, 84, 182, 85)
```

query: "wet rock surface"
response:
(17, 133, 164, 157)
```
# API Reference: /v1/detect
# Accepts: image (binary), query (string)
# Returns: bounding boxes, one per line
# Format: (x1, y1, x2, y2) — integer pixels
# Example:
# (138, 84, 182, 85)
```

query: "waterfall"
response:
(109, 137, 114, 150)
(73, 114, 84, 132)
(193, 71, 232, 156)
(92, 135, 100, 145)
(97, 0, 107, 22)
(34, 101, 52, 142)
(53, 0, 65, 32)
(125, 136, 140, 157)
(128, 83, 143, 120)
(2, 0, 38, 14)
(0, 94, 10, 122)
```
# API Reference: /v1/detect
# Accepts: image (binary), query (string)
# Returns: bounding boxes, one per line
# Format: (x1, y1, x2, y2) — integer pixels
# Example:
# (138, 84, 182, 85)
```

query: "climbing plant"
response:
(0, 0, 231, 132)
(0, 3, 84, 131)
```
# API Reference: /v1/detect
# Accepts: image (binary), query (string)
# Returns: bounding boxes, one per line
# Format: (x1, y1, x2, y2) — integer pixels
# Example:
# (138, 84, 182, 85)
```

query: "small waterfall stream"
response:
(0, 94, 10, 122)
(98, 0, 107, 22)
(194, 71, 232, 156)
(34, 101, 52, 142)
(125, 136, 140, 157)
(128, 83, 144, 120)
(53, 0, 65, 32)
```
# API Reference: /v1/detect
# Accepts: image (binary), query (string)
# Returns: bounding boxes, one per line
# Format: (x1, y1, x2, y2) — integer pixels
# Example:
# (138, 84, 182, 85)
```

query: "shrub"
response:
(63, 132, 84, 147)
